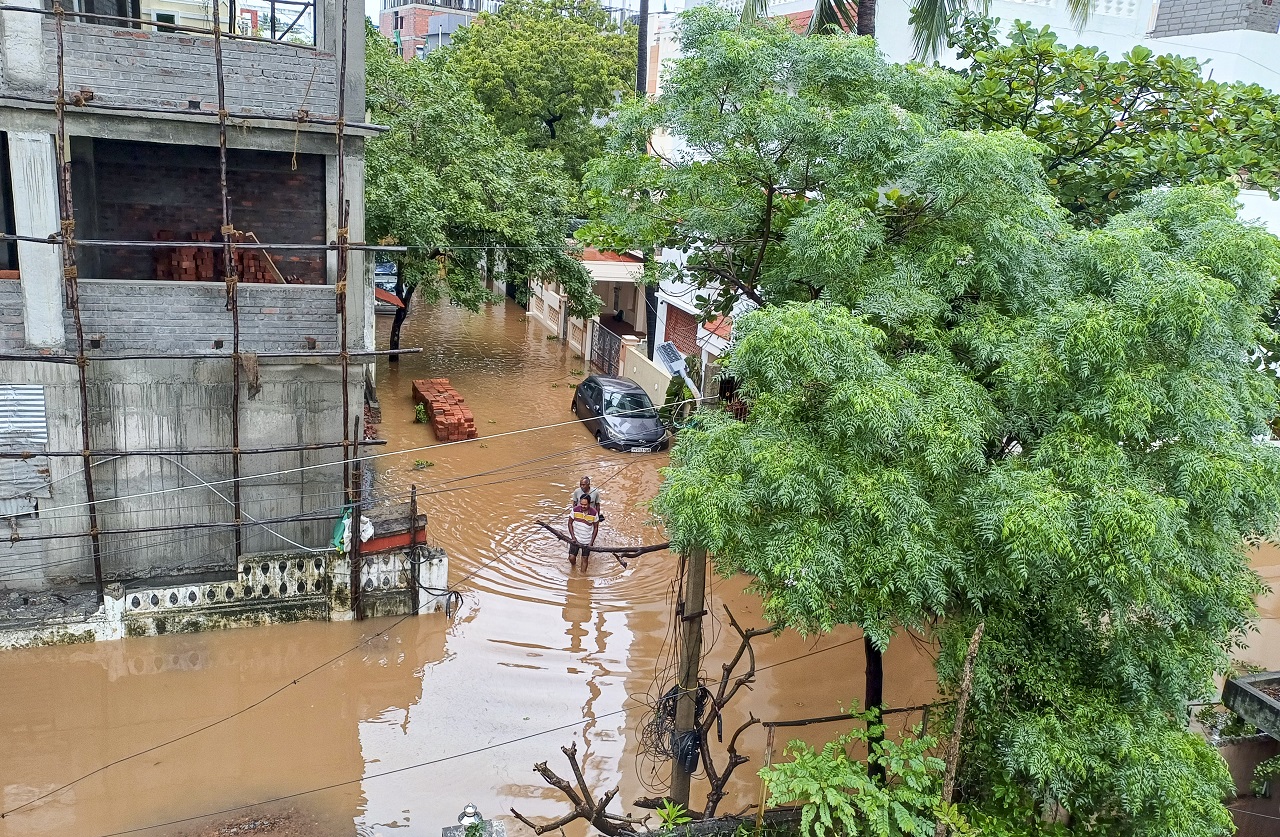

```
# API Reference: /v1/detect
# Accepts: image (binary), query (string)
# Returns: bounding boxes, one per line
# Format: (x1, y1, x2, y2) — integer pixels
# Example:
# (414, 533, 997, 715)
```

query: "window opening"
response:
(0, 133, 16, 273)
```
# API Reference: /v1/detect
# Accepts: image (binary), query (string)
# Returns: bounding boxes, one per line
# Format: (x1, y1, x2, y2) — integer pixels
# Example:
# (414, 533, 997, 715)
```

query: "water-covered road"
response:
(4, 297, 1274, 837)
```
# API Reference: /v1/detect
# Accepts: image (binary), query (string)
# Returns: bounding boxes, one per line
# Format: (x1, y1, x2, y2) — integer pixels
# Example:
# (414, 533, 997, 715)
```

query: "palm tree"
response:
(756, 0, 1095, 58)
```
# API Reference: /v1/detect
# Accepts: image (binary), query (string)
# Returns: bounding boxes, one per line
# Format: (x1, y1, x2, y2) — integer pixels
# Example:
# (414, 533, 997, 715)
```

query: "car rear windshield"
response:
(604, 390, 658, 419)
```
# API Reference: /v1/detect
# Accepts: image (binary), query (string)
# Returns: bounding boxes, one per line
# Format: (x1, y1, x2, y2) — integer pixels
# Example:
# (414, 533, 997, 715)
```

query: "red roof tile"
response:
(705, 315, 732, 340)
(579, 247, 645, 264)
(374, 286, 405, 309)
(781, 10, 812, 33)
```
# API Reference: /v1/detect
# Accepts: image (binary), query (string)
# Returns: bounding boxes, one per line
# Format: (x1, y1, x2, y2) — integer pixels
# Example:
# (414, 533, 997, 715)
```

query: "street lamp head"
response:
(458, 803, 483, 826)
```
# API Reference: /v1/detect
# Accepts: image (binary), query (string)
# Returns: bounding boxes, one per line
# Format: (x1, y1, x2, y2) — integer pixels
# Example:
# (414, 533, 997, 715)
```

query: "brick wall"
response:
(69, 280, 340, 353)
(1150, 0, 1252, 37)
(665, 305, 700, 358)
(0, 280, 23, 349)
(1247, 0, 1280, 33)
(378, 5, 474, 56)
(75, 138, 325, 282)
(47, 21, 339, 118)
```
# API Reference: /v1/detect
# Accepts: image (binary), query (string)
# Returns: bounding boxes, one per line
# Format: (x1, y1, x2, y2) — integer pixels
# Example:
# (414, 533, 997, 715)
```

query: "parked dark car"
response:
(571, 375, 670, 452)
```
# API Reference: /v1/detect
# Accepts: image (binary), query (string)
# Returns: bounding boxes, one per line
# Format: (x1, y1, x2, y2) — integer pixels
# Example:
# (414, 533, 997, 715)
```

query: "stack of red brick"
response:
(152, 230, 284, 283)
(412, 378, 478, 442)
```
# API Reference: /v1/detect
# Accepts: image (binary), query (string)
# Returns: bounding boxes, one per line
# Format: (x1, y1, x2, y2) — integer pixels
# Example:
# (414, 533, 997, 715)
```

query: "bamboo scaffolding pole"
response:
(0, 92, 387, 131)
(6, 511, 345, 544)
(0, 3, 320, 49)
(52, 2, 106, 604)
(0, 0, 388, 573)
(408, 484, 420, 614)
(211, 1, 245, 559)
(0, 234, 403, 250)
(0, 440, 387, 459)
(0, 349, 421, 364)
(334, 0, 353, 507)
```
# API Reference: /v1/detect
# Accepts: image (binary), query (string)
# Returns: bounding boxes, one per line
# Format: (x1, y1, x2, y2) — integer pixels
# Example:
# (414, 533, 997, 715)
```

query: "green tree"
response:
(444, 0, 636, 181)
(589, 11, 1280, 832)
(952, 15, 1280, 226)
(365, 24, 598, 354)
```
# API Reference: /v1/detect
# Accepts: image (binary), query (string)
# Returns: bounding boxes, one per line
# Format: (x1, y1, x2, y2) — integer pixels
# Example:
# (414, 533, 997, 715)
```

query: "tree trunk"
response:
(856, 0, 875, 36)
(389, 269, 414, 363)
(934, 621, 984, 837)
(864, 634, 885, 782)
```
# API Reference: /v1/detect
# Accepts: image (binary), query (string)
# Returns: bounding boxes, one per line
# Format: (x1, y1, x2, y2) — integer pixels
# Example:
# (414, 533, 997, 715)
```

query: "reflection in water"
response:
(4, 297, 1273, 837)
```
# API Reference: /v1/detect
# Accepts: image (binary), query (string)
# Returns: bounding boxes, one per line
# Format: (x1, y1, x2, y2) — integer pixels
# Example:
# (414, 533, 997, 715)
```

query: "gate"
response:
(591, 322, 622, 376)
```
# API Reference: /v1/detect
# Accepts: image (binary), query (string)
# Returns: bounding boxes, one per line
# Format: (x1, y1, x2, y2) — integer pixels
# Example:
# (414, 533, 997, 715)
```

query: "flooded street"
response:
(0, 299, 936, 837)
(2, 297, 1277, 837)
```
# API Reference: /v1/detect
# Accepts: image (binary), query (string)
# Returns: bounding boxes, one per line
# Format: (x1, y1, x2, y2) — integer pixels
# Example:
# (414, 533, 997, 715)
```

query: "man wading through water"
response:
(572, 476, 602, 520)
(567, 493, 599, 569)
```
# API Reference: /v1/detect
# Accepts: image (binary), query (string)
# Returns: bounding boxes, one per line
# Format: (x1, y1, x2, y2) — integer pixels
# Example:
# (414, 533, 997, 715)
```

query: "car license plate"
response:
(630, 445, 652, 453)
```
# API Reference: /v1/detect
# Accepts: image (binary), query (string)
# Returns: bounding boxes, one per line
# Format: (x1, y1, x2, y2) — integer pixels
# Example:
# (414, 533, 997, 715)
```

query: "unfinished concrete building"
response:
(0, 0, 377, 607)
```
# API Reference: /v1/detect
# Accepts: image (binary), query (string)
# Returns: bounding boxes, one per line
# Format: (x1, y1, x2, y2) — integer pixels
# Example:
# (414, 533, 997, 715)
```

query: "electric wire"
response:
(30, 398, 698, 518)
(0, 451, 631, 819)
(81, 633, 866, 837)
(0, 523, 526, 820)
(3, 442, 648, 568)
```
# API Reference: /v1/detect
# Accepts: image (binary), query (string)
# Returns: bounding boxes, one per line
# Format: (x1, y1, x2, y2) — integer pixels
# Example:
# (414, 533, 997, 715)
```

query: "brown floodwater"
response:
(2, 297, 1276, 837)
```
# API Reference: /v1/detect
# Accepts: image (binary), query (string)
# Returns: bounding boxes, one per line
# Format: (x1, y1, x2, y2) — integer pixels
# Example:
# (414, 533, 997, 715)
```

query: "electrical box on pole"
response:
(670, 545, 707, 807)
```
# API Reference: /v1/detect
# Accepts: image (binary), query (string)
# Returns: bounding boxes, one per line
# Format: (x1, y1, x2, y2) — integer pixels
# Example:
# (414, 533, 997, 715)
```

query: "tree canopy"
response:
(951, 15, 1280, 226)
(587, 11, 1280, 833)
(444, 0, 636, 182)
(364, 22, 597, 336)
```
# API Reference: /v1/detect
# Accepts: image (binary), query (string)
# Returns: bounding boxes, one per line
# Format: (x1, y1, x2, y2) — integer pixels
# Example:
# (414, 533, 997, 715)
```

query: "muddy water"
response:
(3, 297, 1275, 837)
(0, 299, 934, 837)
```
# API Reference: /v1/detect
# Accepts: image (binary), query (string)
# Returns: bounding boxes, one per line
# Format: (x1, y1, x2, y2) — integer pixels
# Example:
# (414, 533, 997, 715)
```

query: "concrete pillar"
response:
(7, 132, 66, 349)
(415, 545, 448, 614)
(653, 297, 669, 347)
(328, 553, 355, 621)
(0, 0, 48, 92)
(621, 334, 641, 378)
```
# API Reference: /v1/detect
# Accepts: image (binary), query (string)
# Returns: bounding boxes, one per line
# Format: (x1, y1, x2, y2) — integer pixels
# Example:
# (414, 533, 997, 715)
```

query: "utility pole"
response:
(635, 0, 649, 97)
(634, 0, 660, 358)
(670, 545, 707, 808)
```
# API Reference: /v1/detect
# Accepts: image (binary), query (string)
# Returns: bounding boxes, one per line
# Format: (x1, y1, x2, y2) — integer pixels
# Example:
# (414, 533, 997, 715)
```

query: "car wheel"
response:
(571, 400, 579, 416)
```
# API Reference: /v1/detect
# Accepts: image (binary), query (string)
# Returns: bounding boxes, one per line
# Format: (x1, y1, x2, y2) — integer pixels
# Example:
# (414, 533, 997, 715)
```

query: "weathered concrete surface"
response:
(6, 130, 64, 348)
(1224, 672, 1280, 741)
(0, 537, 452, 647)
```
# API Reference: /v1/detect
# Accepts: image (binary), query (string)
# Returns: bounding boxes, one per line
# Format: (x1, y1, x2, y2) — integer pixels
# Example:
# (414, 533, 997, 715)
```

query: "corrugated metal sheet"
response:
(0, 458, 51, 499)
(0, 384, 49, 446)
(0, 497, 37, 517)
(0, 384, 49, 517)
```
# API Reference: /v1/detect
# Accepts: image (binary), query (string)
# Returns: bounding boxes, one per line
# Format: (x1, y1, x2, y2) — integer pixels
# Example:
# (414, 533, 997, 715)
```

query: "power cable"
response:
(1, 430, 669, 808)
(0, 510, 550, 819)
(81, 632, 866, 837)
(32, 398, 698, 517)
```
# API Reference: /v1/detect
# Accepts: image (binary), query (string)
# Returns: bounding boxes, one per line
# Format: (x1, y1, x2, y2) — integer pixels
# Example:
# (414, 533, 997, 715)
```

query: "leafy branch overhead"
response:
(446, 0, 637, 182)
(364, 22, 598, 321)
(952, 14, 1280, 225)
(589, 10, 1280, 835)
